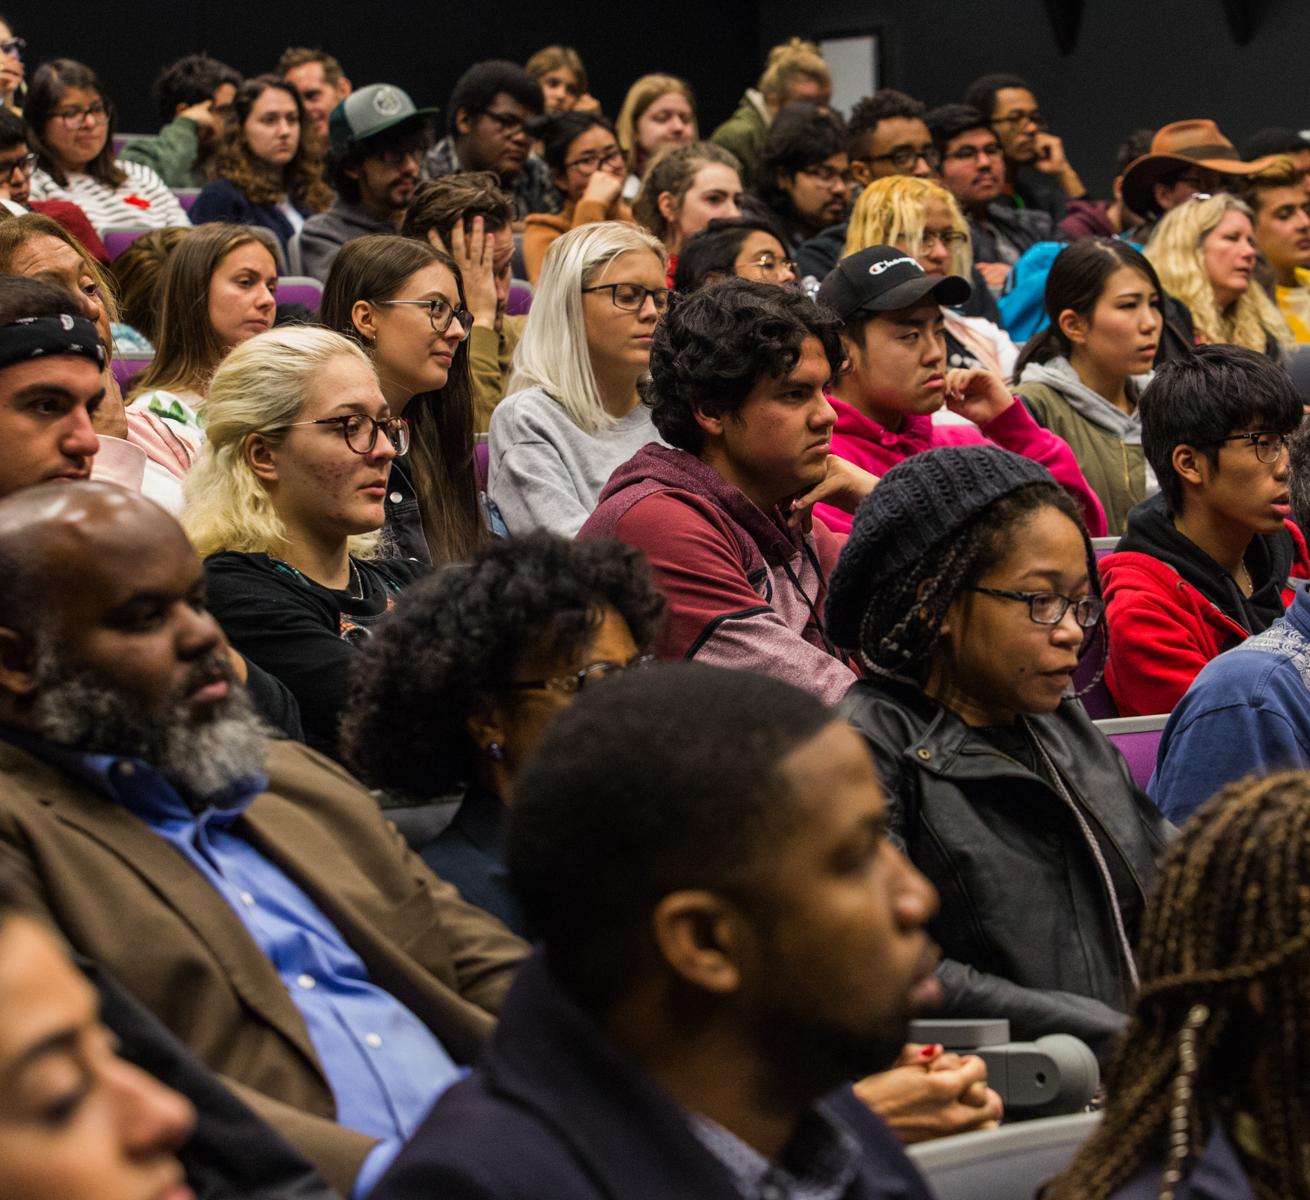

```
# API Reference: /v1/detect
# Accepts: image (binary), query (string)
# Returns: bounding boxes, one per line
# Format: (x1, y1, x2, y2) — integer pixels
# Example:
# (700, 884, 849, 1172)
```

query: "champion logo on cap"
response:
(868, 256, 922, 276)
(373, 87, 403, 116)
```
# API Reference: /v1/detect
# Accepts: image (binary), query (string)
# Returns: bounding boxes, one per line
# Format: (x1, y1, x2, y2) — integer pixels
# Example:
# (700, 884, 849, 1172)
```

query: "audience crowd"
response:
(2, 24, 1310, 1200)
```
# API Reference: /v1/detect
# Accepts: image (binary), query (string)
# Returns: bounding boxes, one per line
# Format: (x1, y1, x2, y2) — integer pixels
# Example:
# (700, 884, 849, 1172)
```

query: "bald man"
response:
(0, 482, 529, 1198)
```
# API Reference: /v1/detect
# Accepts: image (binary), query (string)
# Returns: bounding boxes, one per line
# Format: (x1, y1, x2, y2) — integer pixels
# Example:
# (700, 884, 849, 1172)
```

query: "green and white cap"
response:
(327, 84, 439, 153)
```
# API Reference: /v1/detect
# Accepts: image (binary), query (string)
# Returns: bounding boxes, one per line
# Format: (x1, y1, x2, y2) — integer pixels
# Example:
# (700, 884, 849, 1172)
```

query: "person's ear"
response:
(1154, 180, 1175, 211)
(1058, 306, 1090, 347)
(775, 167, 794, 195)
(701, 269, 727, 288)
(454, 108, 473, 138)
(1173, 443, 1208, 489)
(338, 77, 353, 99)
(1112, 174, 1125, 204)
(692, 401, 726, 441)
(0, 626, 38, 700)
(849, 159, 874, 189)
(650, 890, 746, 994)
(551, 168, 569, 193)
(465, 695, 510, 759)
(764, 92, 783, 118)
(656, 190, 678, 225)
(351, 299, 379, 345)
(244, 431, 281, 485)
(343, 163, 362, 183)
(425, 227, 448, 254)
(174, 100, 190, 118)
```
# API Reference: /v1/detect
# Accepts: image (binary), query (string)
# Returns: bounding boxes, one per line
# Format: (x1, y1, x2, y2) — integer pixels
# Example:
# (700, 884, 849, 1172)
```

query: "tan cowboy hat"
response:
(1121, 120, 1279, 216)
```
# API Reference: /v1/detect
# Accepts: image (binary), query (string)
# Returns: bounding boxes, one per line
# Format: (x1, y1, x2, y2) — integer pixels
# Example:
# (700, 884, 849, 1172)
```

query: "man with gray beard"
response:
(0, 482, 529, 1199)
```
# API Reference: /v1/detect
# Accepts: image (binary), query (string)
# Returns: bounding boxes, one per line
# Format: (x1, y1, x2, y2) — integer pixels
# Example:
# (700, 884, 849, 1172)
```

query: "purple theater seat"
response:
(174, 189, 200, 212)
(111, 357, 153, 389)
(1073, 623, 1118, 720)
(1091, 536, 1118, 561)
(1093, 715, 1169, 790)
(507, 279, 533, 317)
(274, 276, 323, 311)
(104, 229, 149, 261)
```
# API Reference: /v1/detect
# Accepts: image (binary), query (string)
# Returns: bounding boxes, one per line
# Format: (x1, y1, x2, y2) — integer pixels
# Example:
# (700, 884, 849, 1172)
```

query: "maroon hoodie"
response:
(579, 445, 857, 704)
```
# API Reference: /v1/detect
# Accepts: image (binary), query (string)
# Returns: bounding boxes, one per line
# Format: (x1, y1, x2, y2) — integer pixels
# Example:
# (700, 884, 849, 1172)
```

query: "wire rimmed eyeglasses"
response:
(510, 653, 657, 695)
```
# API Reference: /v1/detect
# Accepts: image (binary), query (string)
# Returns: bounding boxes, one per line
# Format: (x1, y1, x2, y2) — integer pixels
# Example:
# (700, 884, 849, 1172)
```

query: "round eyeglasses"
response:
(374, 296, 473, 337)
(968, 588, 1105, 629)
(1218, 431, 1288, 464)
(283, 413, 410, 456)
(510, 653, 657, 696)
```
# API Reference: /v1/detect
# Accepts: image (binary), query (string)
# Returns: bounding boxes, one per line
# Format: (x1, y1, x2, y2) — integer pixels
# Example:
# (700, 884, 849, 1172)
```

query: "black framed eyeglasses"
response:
(1217, 431, 1288, 464)
(0, 152, 36, 179)
(969, 588, 1105, 629)
(511, 653, 657, 696)
(374, 297, 473, 336)
(992, 110, 1048, 132)
(0, 37, 24, 59)
(944, 142, 1004, 162)
(857, 145, 942, 171)
(798, 163, 853, 187)
(565, 146, 624, 172)
(482, 110, 527, 136)
(52, 104, 108, 129)
(283, 413, 410, 456)
(581, 282, 669, 314)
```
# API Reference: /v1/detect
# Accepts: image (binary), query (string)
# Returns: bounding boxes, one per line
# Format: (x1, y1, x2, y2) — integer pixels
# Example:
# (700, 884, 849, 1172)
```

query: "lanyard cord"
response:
(777, 538, 847, 664)
(1023, 717, 1140, 992)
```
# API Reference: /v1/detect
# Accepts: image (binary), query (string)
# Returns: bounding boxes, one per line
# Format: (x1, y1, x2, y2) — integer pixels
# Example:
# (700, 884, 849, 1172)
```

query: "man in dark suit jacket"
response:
(0, 482, 528, 1198)
(374, 664, 942, 1200)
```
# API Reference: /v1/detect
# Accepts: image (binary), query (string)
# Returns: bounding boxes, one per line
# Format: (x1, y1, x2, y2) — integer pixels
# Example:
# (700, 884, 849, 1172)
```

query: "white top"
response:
(277, 196, 306, 234)
(30, 160, 192, 232)
(488, 386, 662, 537)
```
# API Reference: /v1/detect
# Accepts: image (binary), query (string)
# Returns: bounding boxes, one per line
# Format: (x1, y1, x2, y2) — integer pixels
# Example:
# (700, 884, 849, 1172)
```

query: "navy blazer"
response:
(190, 177, 310, 254)
(371, 951, 934, 1200)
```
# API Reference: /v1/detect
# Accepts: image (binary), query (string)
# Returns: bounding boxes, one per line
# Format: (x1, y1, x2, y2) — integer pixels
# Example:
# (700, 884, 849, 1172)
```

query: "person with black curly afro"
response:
(338, 532, 666, 937)
(578, 278, 874, 704)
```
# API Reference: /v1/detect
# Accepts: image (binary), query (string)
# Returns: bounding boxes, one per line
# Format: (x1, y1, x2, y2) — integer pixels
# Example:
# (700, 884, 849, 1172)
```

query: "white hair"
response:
(506, 222, 665, 436)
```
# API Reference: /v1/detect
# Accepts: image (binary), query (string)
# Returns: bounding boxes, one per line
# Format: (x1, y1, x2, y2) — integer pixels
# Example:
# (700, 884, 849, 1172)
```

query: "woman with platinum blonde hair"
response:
(1146, 191, 1293, 357)
(488, 221, 667, 536)
(183, 326, 429, 758)
(843, 174, 1018, 378)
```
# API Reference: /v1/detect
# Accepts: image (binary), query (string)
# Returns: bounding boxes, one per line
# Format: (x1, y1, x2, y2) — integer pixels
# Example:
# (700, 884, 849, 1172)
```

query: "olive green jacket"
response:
(1016, 381, 1148, 536)
(710, 91, 768, 186)
(469, 314, 526, 434)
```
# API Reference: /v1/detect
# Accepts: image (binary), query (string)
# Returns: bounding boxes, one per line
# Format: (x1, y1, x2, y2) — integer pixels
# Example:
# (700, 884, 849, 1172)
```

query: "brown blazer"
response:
(0, 736, 529, 1196)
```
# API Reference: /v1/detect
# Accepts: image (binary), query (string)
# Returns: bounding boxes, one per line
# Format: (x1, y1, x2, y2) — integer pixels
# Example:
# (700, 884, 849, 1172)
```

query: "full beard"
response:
(34, 649, 270, 804)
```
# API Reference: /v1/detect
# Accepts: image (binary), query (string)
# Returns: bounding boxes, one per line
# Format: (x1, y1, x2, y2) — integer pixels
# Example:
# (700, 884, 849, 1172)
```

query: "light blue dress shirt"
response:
(27, 741, 463, 1197)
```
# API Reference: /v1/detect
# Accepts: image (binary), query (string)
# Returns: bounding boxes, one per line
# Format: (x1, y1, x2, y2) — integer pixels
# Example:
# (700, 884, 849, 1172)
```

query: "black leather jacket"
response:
(838, 676, 1173, 1066)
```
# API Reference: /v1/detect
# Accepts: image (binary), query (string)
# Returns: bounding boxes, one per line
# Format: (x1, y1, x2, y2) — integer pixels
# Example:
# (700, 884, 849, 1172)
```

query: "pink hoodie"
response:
(815, 397, 1108, 536)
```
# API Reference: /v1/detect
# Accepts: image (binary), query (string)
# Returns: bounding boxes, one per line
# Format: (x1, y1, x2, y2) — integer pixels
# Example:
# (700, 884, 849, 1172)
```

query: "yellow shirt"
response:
(1276, 267, 1310, 343)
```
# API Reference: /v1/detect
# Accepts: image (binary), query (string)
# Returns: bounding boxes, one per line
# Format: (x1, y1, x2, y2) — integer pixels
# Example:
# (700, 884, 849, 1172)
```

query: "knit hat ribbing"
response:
(825, 445, 1058, 649)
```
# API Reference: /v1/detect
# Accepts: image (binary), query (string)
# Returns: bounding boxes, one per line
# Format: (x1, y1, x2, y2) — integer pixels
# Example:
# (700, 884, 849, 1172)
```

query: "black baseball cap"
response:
(816, 245, 971, 321)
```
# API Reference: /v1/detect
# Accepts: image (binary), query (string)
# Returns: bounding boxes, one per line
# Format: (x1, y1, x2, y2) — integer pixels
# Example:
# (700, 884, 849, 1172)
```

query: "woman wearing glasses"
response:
(671, 215, 797, 291)
(342, 532, 664, 935)
(26, 60, 190, 233)
(489, 221, 667, 537)
(321, 234, 487, 565)
(183, 326, 429, 759)
(632, 140, 742, 287)
(0, 20, 24, 112)
(844, 174, 1018, 377)
(522, 111, 634, 285)
(828, 444, 1170, 1067)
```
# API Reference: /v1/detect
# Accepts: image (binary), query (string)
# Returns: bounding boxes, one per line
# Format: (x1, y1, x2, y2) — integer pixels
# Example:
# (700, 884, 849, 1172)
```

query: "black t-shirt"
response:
(977, 721, 1144, 941)
(204, 552, 430, 759)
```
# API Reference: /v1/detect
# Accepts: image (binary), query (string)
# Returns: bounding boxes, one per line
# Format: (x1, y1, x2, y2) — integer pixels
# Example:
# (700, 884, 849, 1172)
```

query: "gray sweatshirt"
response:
(488, 387, 662, 537)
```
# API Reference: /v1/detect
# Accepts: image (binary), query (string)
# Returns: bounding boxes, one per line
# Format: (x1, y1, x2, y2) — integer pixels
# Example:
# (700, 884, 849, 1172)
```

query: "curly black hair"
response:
(645, 278, 845, 454)
(847, 88, 926, 155)
(751, 101, 847, 219)
(858, 482, 1096, 680)
(339, 533, 667, 797)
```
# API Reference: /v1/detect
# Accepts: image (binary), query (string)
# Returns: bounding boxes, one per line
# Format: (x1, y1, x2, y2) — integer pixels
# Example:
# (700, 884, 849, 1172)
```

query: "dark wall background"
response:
(12, 0, 760, 138)
(761, 0, 1310, 198)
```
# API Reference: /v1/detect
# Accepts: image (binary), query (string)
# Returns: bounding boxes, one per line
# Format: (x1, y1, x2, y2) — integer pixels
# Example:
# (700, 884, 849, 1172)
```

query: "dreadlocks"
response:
(856, 482, 1095, 679)
(1045, 773, 1310, 1200)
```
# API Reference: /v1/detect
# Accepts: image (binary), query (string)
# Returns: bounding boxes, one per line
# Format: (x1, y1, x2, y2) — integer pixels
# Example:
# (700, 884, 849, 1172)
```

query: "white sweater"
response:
(30, 160, 191, 232)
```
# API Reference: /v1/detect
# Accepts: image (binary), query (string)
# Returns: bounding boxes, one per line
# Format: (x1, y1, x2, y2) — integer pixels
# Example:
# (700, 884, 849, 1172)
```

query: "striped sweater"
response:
(30, 160, 191, 233)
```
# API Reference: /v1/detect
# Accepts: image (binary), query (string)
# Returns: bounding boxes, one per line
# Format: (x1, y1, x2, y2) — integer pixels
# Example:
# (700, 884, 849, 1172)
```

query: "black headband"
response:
(0, 314, 106, 373)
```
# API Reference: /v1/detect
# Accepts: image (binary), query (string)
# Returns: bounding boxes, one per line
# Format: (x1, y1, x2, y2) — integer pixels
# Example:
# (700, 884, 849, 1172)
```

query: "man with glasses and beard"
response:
(371, 663, 942, 1200)
(0, 482, 528, 1200)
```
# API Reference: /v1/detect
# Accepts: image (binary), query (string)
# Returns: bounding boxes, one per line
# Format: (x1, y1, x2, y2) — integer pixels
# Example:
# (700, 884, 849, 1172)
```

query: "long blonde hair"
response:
(1146, 192, 1293, 352)
(844, 175, 973, 276)
(505, 222, 665, 437)
(615, 74, 698, 176)
(182, 327, 381, 559)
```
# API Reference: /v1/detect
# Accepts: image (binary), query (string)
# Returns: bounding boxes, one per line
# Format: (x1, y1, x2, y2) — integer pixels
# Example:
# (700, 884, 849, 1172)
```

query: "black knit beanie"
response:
(825, 445, 1058, 650)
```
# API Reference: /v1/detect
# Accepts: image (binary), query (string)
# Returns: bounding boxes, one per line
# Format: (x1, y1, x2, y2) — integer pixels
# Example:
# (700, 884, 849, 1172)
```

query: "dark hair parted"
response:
(400, 173, 514, 245)
(644, 278, 844, 454)
(963, 72, 1031, 121)
(319, 234, 485, 566)
(26, 59, 124, 189)
(526, 110, 615, 174)
(671, 215, 785, 292)
(1012, 239, 1164, 380)
(210, 76, 332, 211)
(0, 272, 83, 327)
(925, 103, 991, 157)
(751, 102, 846, 218)
(1139, 344, 1304, 518)
(1046, 773, 1310, 1200)
(340, 533, 666, 796)
(151, 53, 241, 126)
(448, 60, 543, 136)
(507, 662, 834, 1009)
(857, 482, 1093, 680)
(847, 88, 926, 155)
